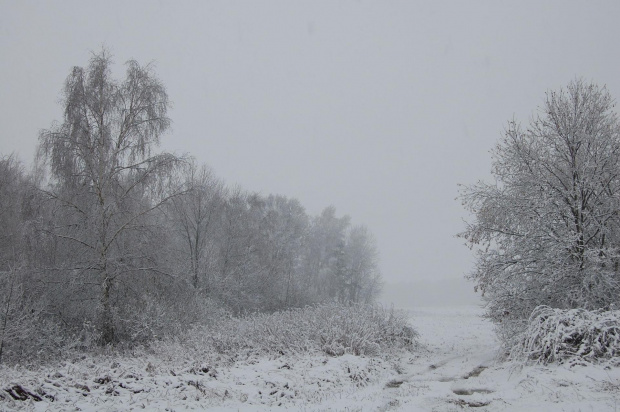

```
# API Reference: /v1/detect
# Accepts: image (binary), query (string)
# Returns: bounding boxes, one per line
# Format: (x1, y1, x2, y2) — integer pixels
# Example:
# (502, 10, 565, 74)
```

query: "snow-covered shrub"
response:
(113, 290, 227, 345)
(205, 303, 416, 357)
(0, 269, 71, 365)
(512, 305, 620, 364)
(0, 311, 68, 366)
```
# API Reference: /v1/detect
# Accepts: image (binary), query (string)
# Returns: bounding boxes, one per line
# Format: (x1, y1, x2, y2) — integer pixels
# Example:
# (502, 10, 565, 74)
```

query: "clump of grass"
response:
(197, 302, 416, 358)
(512, 305, 620, 364)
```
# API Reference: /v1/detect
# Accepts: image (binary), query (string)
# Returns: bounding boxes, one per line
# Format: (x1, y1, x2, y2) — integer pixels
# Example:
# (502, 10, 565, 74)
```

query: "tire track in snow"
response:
(380, 305, 499, 410)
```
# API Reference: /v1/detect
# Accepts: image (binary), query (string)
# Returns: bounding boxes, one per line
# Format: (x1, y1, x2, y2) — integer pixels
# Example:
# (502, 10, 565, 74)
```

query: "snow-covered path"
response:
(316, 305, 620, 411)
(383, 306, 501, 411)
(378, 305, 620, 412)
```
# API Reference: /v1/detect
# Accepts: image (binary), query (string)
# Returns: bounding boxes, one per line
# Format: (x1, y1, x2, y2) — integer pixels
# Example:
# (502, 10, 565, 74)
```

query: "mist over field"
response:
(380, 279, 481, 308)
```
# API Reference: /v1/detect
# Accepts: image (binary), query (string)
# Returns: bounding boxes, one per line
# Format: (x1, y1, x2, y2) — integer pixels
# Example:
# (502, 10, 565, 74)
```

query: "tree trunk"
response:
(100, 273, 115, 345)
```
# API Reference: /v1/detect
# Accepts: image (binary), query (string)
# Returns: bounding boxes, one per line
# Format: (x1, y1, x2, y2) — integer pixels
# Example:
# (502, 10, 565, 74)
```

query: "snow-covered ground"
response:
(385, 306, 620, 411)
(1, 305, 619, 411)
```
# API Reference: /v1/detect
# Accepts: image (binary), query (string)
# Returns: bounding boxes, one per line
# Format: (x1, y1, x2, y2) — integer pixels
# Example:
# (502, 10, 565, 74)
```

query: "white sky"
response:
(2, 1, 620, 290)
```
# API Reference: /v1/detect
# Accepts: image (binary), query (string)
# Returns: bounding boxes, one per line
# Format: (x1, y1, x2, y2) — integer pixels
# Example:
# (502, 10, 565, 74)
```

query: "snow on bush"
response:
(513, 305, 620, 364)
(199, 303, 416, 358)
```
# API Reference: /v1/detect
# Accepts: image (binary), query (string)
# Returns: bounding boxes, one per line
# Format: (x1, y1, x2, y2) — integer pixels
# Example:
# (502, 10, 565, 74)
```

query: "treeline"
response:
(0, 50, 381, 359)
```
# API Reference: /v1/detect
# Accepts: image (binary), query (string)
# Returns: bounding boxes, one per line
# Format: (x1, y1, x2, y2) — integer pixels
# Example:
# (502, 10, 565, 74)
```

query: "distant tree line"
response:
(0, 50, 381, 358)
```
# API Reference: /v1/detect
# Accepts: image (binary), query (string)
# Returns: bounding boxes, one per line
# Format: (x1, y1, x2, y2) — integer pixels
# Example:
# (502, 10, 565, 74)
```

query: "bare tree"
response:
(460, 79, 620, 343)
(256, 195, 308, 309)
(38, 49, 182, 344)
(212, 188, 261, 313)
(167, 160, 225, 290)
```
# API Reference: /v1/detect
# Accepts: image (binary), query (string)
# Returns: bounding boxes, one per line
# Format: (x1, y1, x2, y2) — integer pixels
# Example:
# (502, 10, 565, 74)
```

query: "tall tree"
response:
(38, 49, 181, 344)
(303, 206, 351, 301)
(167, 161, 225, 290)
(213, 188, 259, 313)
(460, 79, 620, 341)
(256, 195, 308, 309)
(340, 225, 382, 304)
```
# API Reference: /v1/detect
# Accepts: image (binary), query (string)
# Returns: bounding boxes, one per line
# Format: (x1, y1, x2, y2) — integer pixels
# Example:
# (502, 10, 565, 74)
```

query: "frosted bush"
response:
(513, 305, 620, 364)
(116, 294, 226, 344)
(203, 303, 416, 358)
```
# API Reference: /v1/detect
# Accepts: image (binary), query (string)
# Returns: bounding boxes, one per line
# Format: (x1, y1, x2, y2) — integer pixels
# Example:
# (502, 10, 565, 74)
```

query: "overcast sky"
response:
(2, 1, 620, 295)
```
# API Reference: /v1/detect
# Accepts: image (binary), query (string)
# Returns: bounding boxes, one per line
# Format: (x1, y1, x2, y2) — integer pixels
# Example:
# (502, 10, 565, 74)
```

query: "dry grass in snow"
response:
(512, 305, 620, 365)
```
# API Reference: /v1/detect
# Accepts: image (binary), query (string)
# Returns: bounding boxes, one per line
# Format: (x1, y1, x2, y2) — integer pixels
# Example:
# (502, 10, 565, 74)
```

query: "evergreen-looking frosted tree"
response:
(460, 79, 620, 342)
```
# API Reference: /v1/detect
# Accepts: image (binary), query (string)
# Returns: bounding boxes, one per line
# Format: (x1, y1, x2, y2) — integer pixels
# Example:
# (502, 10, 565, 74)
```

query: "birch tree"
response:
(167, 161, 225, 290)
(38, 49, 182, 344)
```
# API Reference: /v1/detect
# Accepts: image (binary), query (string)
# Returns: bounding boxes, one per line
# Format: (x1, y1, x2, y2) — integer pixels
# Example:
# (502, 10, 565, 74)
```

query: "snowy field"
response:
(1, 305, 619, 411)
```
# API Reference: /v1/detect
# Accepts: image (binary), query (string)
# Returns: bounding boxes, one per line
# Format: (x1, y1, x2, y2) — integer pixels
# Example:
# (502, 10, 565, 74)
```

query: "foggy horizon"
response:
(3, 1, 620, 294)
